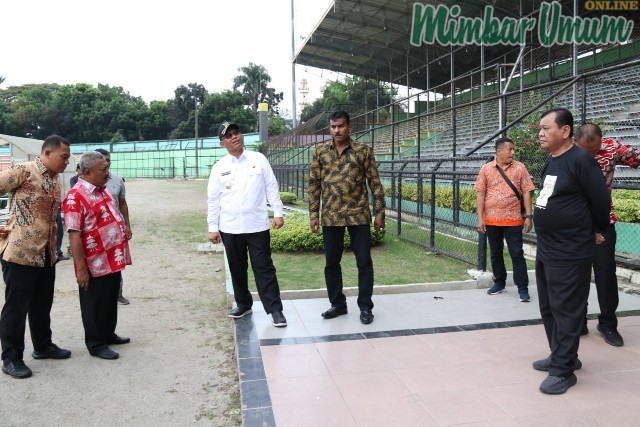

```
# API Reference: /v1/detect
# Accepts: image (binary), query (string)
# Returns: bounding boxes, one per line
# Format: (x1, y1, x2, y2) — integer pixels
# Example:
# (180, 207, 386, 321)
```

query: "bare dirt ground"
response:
(0, 180, 241, 426)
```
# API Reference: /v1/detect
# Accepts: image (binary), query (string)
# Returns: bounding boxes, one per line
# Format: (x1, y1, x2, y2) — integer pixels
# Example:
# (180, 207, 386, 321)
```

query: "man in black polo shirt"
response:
(532, 108, 610, 395)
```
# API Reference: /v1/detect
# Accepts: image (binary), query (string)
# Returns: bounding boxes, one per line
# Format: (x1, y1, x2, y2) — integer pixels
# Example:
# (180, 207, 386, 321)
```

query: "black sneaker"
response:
(539, 373, 577, 394)
(228, 306, 252, 319)
(532, 356, 582, 372)
(518, 288, 531, 302)
(360, 308, 374, 325)
(597, 324, 624, 347)
(2, 360, 32, 379)
(271, 311, 287, 327)
(487, 283, 506, 295)
(32, 343, 72, 360)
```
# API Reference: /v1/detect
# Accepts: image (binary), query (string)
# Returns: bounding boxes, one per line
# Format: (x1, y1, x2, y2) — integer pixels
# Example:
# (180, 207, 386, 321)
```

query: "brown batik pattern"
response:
(0, 158, 60, 267)
(308, 140, 385, 227)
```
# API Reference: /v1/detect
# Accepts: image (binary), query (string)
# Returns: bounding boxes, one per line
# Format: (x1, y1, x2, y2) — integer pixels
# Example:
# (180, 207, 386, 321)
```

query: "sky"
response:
(2, 0, 337, 119)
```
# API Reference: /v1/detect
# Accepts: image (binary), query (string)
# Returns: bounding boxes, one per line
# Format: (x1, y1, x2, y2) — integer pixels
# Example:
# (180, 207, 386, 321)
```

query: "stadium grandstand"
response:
(268, 0, 640, 269)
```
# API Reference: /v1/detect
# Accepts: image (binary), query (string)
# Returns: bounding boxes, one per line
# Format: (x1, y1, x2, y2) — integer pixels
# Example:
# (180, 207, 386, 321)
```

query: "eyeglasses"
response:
(223, 130, 241, 140)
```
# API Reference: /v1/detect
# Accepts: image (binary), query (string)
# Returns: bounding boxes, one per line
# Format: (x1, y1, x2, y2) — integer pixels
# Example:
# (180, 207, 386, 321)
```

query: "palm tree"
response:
(233, 63, 283, 117)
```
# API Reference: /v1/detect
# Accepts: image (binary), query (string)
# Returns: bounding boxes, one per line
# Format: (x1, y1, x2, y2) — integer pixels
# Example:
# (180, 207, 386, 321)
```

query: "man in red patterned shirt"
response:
(575, 124, 640, 347)
(63, 151, 132, 360)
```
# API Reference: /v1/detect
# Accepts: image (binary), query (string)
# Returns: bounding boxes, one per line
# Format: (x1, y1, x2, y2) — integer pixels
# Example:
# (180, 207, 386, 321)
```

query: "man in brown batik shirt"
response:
(308, 110, 385, 325)
(0, 135, 72, 379)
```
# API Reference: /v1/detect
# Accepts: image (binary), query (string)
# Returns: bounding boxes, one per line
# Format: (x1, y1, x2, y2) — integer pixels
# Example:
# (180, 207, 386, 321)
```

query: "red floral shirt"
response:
(594, 138, 640, 223)
(63, 178, 132, 277)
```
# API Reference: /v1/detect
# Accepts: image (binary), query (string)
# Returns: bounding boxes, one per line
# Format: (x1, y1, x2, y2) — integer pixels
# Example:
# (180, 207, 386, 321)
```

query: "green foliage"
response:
(612, 191, 640, 223)
(233, 63, 283, 116)
(299, 76, 397, 124)
(268, 113, 286, 136)
(279, 192, 297, 204)
(0, 74, 284, 143)
(270, 213, 385, 252)
(384, 183, 477, 213)
(508, 113, 548, 181)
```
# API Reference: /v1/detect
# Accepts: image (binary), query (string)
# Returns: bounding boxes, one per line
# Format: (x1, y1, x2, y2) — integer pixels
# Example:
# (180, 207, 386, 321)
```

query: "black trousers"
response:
(56, 208, 64, 256)
(0, 256, 56, 362)
(593, 224, 619, 328)
(79, 272, 120, 353)
(485, 225, 529, 288)
(220, 230, 283, 314)
(536, 260, 591, 377)
(323, 225, 374, 311)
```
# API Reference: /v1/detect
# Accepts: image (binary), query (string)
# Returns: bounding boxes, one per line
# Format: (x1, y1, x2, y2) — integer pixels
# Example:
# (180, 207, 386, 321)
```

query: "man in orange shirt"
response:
(474, 137, 535, 302)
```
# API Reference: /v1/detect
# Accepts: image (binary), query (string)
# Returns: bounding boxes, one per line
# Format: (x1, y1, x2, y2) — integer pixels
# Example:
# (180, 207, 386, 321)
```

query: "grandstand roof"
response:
(295, 0, 640, 94)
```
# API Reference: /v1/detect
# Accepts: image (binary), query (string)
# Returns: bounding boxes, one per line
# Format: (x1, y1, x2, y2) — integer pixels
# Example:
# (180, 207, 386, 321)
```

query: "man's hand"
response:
(523, 218, 532, 233)
(208, 231, 221, 244)
(310, 219, 320, 234)
(272, 217, 284, 229)
(76, 267, 90, 290)
(125, 225, 133, 240)
(595, 232, 605, 245)
(374, 217, 385, 232)
(477, 219, 486, 234)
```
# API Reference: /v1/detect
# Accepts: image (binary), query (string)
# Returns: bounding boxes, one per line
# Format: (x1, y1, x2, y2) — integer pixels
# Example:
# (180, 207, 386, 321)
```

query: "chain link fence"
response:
(268, 59, 640, 270)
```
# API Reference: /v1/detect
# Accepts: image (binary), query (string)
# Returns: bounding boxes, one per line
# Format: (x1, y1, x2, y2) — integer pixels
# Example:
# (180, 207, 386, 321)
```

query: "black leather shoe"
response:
(581, 322, 589, 336)
(321, 306, 347, 319)
(360, 308, 374, 325)
(597, 324, 624, 347)
(56, 253, 70, 261)
(90, 347, 119, 360)
(32, 343, 72, 360)
(108, 335, 131, 345)
(271, 311, 287, 327)
(229, 306, 252, 319)
(2, 360, 32, 379)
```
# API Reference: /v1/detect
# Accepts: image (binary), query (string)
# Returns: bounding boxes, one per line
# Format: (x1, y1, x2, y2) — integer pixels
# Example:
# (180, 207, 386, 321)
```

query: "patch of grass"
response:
(168, 211, 209, 244)
(248, 236, 473, 291)
(147, 221, 160, 236)
(245, 221, 534, 290)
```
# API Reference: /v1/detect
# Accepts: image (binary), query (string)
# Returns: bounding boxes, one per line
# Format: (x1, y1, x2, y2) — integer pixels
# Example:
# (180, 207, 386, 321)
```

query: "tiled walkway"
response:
(235, 284, 640, 426)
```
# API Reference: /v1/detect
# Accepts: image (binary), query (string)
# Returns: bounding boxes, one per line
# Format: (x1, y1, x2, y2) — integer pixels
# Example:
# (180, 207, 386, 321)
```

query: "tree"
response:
(233, 63, 283, 116)
(299, 76, 397, 124)
(168, 83, 207, 139)
(198, 90, 255, 136)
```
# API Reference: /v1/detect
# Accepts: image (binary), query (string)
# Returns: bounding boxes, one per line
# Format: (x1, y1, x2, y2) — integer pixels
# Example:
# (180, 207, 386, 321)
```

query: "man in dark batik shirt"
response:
(308, 110, 385, 325)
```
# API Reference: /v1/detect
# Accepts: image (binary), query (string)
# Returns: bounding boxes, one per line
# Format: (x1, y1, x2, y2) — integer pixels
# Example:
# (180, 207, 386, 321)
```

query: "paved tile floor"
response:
(236, 284, 640, 426)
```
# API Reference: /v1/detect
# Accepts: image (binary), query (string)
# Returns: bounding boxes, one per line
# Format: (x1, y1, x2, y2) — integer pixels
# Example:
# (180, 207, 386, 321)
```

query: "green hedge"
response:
(613, 190, 640, 223)
(280, 192, 297, 204)
(271, 212, 385, 252)
(384, 184, 477, 213)
(385, 185, 640, 223)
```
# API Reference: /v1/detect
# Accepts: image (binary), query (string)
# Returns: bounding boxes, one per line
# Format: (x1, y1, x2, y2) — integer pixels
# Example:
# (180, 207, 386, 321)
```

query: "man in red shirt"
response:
(474, 137, 535, 302)
(574, 124, 640, 347)
(63, 151, 132, 360)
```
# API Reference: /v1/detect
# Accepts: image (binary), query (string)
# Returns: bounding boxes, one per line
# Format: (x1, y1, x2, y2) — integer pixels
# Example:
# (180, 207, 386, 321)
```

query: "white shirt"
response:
(207, 150, 283, 234)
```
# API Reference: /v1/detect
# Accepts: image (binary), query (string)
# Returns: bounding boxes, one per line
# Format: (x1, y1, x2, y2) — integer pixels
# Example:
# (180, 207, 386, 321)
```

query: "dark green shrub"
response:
(280, 192, 297, 204)
(271, 212, 385, 252)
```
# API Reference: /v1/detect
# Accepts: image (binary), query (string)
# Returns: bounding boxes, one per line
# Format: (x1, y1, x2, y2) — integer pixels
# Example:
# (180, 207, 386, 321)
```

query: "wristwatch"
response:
(523, 214, 533, 219)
